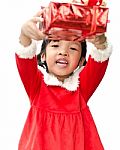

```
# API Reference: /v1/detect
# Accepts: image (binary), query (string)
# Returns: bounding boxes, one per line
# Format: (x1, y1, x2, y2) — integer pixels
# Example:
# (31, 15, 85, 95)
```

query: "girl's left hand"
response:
(87, 34, 107, 50)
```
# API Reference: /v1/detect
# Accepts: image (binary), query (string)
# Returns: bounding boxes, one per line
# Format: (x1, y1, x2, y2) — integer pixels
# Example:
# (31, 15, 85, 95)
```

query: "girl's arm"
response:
(15, 12, 45, 104)
(80, 34, 112, 103)
(15, 41, 41, 104)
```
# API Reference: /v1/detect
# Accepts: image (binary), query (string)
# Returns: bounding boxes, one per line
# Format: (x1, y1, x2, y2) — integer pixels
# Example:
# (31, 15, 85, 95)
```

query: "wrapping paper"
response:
(51, 0, 105, 6)
(42, 1, 109, 41)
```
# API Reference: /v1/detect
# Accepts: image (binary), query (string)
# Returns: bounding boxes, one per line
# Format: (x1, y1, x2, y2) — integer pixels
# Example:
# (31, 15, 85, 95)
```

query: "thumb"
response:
(34, 9, 44, 17)
(31, 16, 43, 23)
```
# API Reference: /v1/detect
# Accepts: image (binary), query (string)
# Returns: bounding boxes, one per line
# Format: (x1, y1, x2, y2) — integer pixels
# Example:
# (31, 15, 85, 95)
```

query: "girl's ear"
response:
(41, 53, 46, 62)
(79, 57, 85, 67)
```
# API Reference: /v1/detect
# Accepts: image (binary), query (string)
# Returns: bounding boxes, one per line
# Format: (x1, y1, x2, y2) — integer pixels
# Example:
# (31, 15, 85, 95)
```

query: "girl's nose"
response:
(58, 48, 68, 56)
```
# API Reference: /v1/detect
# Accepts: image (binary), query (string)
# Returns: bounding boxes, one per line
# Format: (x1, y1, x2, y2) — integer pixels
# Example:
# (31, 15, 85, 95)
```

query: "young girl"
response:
(16, 11, 112, 150)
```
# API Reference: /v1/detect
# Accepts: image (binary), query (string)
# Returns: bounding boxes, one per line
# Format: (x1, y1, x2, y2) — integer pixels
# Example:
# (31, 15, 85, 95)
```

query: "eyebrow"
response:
(52, 40, 60, 43)
(49, 40, 60, 45)
(71, 42, 81, 47)
(50, 40, 81, 47)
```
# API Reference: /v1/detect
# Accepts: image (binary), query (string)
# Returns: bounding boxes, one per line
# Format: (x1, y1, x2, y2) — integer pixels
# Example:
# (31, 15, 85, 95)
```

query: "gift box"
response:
(42, 1, 109, 41)
(51, 0, 106, 6)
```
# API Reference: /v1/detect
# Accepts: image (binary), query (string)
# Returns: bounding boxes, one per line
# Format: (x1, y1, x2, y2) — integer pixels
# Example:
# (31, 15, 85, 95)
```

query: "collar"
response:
(38, 66, 84, 91)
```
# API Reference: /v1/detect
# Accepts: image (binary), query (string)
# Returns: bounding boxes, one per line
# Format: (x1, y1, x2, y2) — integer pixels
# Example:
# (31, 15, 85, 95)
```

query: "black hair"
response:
(37, 39, 87, 69)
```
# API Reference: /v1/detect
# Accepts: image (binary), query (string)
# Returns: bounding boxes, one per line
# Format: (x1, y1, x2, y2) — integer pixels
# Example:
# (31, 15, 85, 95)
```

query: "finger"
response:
(94, 43, 107, 49)
(86, 35, 96, 43)
(30, 26, 46, 40)
(95, 33, 105, 40)
(86, 38, 95, 43)
(96, 33, 104, 36)
(95, 35, 106, 44)
(31, 16, 44, 23)
(34, 10, 44, 17)
(26, 30, 45, 41)
(23, 19, 45, 40)
(32, 33, 46, 41)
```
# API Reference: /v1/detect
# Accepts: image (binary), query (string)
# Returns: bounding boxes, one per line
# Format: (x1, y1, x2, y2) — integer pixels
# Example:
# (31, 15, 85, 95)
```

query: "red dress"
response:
(16, 53, 109, 150)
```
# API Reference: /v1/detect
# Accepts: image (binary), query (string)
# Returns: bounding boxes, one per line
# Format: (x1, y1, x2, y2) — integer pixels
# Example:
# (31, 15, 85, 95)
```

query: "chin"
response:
(55, 72, 73, 78)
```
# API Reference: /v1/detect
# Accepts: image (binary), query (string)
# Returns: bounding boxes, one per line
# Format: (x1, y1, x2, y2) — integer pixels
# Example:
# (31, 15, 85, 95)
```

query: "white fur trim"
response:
(15, 40, 37, 59)
(38, 66, 84, 91)
(90, 41, 112, 62)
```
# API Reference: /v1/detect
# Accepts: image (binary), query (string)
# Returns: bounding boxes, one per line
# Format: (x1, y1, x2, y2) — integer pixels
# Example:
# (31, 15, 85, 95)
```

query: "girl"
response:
(16, 11, 112, 150)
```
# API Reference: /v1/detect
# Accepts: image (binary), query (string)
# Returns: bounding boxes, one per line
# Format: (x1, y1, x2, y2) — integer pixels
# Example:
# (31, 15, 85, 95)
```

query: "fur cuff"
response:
(90, 41, 112, 62)
(15, 40, 37, 59)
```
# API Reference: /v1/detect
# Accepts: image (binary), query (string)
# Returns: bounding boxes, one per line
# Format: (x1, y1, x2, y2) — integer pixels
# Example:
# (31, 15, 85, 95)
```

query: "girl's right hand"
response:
(19, 11, 46, 47)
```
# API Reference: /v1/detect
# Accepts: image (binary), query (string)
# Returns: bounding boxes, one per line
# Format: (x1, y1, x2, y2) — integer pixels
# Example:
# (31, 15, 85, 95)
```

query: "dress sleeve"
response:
(15, 40, 42, 104)
(79, 42, 112, 103)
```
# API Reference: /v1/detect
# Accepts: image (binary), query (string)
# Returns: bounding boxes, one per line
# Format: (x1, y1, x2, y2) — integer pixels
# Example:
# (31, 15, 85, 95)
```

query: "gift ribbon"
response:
(88, 0, 103, 6)
(72, 0, 103, 6)
(90, 6, 98, 35)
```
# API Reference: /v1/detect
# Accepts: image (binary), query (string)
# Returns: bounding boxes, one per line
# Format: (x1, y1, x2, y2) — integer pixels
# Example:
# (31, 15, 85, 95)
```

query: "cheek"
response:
(45, 52, 55, 68)
(72, 59, 80, 68)
(45, 49, 53, 62)
(46, 47, 56, 58)
(71, 53, 81, 65)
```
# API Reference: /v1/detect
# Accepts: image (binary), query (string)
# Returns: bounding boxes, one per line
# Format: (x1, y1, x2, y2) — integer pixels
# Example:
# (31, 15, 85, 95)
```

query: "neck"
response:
(55, 73, 73, 82)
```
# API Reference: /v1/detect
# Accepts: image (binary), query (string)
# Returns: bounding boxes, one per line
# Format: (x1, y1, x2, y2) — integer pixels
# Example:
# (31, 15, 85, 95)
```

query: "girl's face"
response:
(43, 40, 83, 81)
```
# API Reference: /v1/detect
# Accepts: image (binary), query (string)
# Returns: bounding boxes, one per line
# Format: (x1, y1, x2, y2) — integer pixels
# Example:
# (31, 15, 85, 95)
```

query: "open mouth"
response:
(56, 60, 68, 64)
(56, 59, 68, 67)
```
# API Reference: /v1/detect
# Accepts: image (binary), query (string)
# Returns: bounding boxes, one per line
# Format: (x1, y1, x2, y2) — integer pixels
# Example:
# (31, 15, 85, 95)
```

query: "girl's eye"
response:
(70, 47, 78, 51)
(51, 44, 59, 47)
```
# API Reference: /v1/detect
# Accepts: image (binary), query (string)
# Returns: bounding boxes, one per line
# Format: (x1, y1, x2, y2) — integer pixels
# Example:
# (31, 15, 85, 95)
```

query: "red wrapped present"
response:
(51, 0, 105, 6)
(42, 1, 109, 41)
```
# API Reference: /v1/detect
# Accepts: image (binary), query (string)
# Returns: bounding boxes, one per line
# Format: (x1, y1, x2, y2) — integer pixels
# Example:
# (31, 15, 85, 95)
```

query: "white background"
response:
(0, 0, 120, 150)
